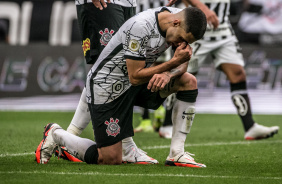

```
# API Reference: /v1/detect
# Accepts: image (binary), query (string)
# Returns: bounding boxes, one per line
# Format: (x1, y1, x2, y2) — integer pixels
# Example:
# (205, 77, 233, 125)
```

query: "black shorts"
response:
(76, 3, 136, 64)
(88, 83, 166, 148)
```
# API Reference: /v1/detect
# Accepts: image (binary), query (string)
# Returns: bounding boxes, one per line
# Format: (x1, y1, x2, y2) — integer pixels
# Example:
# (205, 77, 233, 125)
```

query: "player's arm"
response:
(147, 61, 188, 92)
(183, 0, 219, 29)
(126, 42, 191, 89)
(162, 62, 188, 79)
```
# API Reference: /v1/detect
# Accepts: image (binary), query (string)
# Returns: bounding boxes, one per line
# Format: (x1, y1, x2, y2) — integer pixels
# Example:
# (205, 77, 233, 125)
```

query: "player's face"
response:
(166, 26, 196, 48)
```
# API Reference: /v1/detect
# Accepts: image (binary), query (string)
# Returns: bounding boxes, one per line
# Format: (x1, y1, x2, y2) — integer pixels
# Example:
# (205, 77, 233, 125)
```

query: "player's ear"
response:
(173, 19, 181, 27)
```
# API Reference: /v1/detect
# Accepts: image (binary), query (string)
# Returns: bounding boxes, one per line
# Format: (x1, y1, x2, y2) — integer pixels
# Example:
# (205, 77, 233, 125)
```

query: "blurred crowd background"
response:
(0, 0, 281, 99)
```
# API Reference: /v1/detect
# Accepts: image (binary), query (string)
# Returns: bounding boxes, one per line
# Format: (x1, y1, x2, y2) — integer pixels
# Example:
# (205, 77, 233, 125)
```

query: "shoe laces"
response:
(55, 146, 62, 160)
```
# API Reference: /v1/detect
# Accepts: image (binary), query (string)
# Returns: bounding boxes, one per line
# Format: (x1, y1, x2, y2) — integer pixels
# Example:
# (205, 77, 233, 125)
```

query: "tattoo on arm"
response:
(169, 68, 181, 78)
(164, 62, 188, 79)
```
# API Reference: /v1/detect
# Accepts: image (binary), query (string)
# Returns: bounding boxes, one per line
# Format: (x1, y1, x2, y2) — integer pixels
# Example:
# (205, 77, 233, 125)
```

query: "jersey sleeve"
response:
(123, 21, 150, 61)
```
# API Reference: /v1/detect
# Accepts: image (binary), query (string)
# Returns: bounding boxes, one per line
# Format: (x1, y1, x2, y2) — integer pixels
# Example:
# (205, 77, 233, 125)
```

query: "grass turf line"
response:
(0, 111, 281, 184)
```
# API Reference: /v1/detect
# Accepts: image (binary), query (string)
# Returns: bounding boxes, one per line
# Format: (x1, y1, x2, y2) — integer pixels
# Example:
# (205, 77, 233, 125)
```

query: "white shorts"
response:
(188, 36, 245, 73)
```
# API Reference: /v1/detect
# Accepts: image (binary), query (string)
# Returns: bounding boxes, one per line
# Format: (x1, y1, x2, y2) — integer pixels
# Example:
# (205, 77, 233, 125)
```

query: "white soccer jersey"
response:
(86, 7, 182, 104)
(75, 0, 137, 7)
(200, 0, 234, 41)
(136, 0, 171, 12)
(187, 0, 244, 73)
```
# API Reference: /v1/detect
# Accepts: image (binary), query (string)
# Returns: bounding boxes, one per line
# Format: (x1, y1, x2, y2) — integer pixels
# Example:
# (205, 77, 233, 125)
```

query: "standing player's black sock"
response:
(162, 94, 176, 127)
(230, 81, 255, 132)
(142, 108, 150, 120)
(163, 108, 173, 126)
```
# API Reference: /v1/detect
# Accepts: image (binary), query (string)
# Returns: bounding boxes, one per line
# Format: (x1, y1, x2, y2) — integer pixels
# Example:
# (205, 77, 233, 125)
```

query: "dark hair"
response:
(183, 7, 207, 40)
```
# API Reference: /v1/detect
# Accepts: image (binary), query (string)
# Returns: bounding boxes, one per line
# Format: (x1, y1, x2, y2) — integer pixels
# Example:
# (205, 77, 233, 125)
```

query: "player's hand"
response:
(92, 0, 111, 10)
(173, 42, 192, 64)
(166, 0, 178, 6)
(147, 73, 171, 92)
(205, 9, 219, 29)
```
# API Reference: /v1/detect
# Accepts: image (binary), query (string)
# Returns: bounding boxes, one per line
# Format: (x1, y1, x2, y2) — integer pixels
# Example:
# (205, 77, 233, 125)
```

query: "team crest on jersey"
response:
(99, 28, 114, 46)
(129, 39, 140, 51)
(105, 118, 120, 137)
(82, 38, 90, 56)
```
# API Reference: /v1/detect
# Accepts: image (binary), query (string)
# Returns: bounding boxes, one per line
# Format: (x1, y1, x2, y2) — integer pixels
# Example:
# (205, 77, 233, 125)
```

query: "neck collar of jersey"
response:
(155, 7, 171, 38)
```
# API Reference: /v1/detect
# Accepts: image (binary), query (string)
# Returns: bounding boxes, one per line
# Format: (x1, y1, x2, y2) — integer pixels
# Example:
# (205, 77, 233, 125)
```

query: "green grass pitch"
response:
(0, 111, 281, 184)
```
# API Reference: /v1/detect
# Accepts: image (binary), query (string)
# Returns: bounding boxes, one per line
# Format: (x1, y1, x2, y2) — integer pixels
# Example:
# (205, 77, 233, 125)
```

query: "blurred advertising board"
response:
(0, 44, 89, 97)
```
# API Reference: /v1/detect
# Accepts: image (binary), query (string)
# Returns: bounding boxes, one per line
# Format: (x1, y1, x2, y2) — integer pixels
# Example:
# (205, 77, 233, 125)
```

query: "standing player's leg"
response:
(217, 37, 279, 140)
(158, 94, 175, 139)
(67, 87, 90, 135)
(134, 108, 154, 133)
(221, 63, 279, 140)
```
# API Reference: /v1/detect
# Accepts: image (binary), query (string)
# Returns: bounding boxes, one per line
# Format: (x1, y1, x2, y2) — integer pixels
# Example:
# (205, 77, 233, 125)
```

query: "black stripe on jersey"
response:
(126, 0, 134, 7)
(205, 2, 228, 24)
(214, 3, 220, 17)
(112, 0, 134, 7)
(221, 3, 228, 24)
(150, 1, 154, 8)
(89, 44, 124, 104)
(140, 4, 144, 12)
(229, 23, 235, 35)
(124, 55, 146, 60)
(155, 9, 170, 38)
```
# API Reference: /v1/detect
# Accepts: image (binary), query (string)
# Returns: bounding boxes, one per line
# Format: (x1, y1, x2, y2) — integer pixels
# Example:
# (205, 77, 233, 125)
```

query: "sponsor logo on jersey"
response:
(99, 28, 114, 46)
(105, 118, 120, 137)
(129, 39, 140, 51)
(82, 38, 90, 56)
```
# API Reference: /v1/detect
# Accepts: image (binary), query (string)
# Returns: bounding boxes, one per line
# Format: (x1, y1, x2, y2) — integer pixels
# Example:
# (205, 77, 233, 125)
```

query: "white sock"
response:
(67, 88, 91, 136)
(122, 137, 136, 154)
(53, 129, 95, 161)
(169, 99, 195, 158)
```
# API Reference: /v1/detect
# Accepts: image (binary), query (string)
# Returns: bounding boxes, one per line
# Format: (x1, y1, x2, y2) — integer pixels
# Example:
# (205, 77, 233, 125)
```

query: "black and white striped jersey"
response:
(75, 0, 137, 7)
(136, 0, 171, 12)
(86, 7, 182, 104)
(200, 0, 234, 41)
